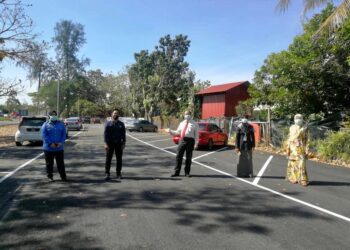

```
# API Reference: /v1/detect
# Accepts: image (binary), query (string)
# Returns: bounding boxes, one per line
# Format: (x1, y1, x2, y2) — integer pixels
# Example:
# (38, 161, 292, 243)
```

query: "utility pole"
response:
(56, 81, 60, 116)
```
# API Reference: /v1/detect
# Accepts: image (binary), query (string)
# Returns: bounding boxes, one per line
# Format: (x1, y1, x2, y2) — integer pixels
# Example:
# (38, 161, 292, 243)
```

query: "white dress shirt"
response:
(170, 119, 199, 144)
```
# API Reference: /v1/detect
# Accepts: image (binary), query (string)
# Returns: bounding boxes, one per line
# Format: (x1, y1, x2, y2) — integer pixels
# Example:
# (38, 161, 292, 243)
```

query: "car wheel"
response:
(208, 139, 213, 150)
(15, 141, 22, 146)
(223, 138, 228, 146)
(153, 127, 158, 132)
(139, 127, 143, 132)
(77, 128, 80, 131)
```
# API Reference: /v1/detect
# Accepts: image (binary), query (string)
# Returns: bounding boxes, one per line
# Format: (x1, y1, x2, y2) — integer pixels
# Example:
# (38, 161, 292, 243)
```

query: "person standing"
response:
(41, 110, 67, 181)
(104, 109, 126, 180)
(235, 118, 255, 178)
(168, 110, 199, 177)
(286, 114, 309, 186)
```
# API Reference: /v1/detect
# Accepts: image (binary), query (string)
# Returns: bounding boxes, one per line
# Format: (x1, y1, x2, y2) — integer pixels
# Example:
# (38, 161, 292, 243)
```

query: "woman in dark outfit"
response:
(235, 118, 255, 177)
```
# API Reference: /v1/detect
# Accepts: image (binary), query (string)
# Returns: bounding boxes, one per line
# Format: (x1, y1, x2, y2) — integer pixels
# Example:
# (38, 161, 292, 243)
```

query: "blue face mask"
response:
(50, 115, 58, 122)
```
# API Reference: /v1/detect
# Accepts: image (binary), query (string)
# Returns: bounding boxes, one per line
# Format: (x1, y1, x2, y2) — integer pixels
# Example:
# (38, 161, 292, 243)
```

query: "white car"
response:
(64, 117, 83, 130)
(15, 116, 69, 146)
(15, 116, 47, 146)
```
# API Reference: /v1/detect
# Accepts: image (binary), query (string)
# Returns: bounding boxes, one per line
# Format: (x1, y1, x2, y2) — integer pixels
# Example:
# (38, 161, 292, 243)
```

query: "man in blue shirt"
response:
(104, 109, 126, 181)
(41, 110, 67, 181)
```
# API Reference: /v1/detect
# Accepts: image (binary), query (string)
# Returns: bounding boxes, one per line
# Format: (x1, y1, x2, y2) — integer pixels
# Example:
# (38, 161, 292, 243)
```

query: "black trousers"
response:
(44, 150, 66, 179)
(175, 137, 195, 175)
(105, 143, 123, 175)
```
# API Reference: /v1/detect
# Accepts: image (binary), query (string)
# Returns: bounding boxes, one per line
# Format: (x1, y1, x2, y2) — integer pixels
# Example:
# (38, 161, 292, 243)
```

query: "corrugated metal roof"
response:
(196, 81, 248, 95)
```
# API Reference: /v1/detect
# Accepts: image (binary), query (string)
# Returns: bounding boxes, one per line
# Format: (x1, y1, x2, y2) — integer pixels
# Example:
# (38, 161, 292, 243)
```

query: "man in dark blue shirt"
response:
(41, 110, 67, 181)
(104, 109, 126, 180)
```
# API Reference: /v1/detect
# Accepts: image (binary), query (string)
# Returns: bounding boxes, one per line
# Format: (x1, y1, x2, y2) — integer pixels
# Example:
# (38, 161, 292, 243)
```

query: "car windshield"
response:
(198, 124, 206, 131)
(21, 118, 46, 127)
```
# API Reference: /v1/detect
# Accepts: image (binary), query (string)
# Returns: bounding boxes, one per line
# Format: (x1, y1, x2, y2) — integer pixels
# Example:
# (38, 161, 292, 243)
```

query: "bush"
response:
(316, 131, 350, 163)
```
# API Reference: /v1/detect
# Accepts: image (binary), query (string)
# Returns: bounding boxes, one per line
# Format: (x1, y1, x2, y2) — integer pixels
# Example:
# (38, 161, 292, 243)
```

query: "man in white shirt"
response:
(167, 110, 199, 177)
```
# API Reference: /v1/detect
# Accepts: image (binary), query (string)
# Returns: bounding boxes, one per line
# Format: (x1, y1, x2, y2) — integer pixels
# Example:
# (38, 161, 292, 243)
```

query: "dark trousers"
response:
(44, 150, 66, 179)
(105, 143, 123, 175)
(175, 137, 195, 175)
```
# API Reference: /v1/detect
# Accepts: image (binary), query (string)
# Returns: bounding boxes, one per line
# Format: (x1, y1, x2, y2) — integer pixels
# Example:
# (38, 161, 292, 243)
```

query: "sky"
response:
(0, 0, 338, 104)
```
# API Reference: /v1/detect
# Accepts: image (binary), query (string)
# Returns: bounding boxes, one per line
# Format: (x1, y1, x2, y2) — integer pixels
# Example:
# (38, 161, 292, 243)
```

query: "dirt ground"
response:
(0, 125, 17, 148)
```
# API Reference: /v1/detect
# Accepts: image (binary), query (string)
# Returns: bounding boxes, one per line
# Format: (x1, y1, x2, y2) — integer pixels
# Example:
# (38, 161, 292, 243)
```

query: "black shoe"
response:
(61, 177, 68, 182)
(171, 173, 179, 177)
(48, 175, 54, 182)
(116, 174, 123, 180)
(185, 174, 192, 178)
(105, 174, 111, 181)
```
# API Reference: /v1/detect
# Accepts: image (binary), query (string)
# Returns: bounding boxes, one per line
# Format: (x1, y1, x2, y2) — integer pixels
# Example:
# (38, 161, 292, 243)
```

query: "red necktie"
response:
(181, 121, 188, 138)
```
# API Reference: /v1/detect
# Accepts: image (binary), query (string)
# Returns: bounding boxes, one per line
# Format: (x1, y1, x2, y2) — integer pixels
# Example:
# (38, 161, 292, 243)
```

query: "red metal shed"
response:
(196, 81, 250, 119)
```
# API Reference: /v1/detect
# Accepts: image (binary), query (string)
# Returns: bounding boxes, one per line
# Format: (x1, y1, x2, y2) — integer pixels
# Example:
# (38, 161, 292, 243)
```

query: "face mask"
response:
(184, 115, 191, 120)
(50, 115, 58, 122)
(295, 119, 303, 126)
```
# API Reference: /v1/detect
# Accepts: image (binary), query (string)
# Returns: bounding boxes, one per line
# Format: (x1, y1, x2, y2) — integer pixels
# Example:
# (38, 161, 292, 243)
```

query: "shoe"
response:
(48, 175, 54, 182)
(61, 177, 68, 182)
(185, 174, 192, 178)
(171, 173, 179, 177)
(105, 174, 111, 181)
(116, 174, 123, 180)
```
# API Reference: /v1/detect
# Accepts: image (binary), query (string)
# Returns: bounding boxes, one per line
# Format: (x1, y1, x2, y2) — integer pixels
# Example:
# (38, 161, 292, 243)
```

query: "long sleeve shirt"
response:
(104, 120, 126, 144)
(41, 120, 66, 151)
(170, 119, 199, 144)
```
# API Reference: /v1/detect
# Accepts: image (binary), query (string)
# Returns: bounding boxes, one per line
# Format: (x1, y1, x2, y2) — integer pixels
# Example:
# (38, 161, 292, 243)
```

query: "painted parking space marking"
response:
(253, 155, 274, 185)
(147, 138, 172, 143)
(192, 147, 229, 161)
(0, 172, 12, 174)
(132, 134, 169, 139)
(0, 131, 83, 185)
(162, 145, 178, 150)
(127, 133, 350, 224)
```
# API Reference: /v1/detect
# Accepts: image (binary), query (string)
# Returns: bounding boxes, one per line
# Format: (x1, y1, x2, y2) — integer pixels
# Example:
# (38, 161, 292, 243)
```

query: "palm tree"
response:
(277, 0, 350, 35)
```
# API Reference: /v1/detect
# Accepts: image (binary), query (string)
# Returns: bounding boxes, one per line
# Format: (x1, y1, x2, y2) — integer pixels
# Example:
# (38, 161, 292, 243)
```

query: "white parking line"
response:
(135, 135, 169, 139)
(0, 131, 83, 184)
(0, 172, 11, 174)
(162, 145, 178, 150)
(127, 133, 350, 223)
(147, 138, 172, 143)
(253, 155, 274, 185)
(192, 147, 229, 161)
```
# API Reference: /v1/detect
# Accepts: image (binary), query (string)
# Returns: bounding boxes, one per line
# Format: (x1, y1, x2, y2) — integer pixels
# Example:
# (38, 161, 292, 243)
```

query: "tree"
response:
(152, 34, 191, 117)
(250, 4, 350, 118)
(277, 0, 350, 36)
(0, 0, 44, 97)
(52, 20, 89, 81)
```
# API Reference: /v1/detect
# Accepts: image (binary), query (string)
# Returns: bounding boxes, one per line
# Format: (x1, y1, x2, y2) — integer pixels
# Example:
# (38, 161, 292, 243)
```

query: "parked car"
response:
(15, 116, 69, 146)
(91, 117, 101, 124)
(172, 122, 228, 150)
(64, 117, 83, 130)
(126, 119, 158, 132)
(82, 116, 91, 124)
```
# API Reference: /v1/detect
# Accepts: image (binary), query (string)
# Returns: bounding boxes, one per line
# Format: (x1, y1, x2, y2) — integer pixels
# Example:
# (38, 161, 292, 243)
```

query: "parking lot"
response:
(0, 124, 349, 249)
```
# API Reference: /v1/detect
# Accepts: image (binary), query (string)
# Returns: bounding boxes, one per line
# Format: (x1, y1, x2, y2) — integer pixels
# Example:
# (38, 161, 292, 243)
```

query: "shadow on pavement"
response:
(0, 138, 336, 249)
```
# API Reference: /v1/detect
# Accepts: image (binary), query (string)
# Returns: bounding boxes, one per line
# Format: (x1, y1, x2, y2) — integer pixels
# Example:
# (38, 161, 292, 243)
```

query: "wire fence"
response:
(153, 112, 348, 150)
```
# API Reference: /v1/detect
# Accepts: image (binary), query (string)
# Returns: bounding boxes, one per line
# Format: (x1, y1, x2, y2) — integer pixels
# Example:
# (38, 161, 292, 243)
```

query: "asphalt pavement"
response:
(0, 124, 349, 250)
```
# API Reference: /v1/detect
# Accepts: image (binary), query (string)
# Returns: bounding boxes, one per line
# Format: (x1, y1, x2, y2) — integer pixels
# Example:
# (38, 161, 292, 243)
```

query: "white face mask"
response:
(50, 115, 58, 122)
(295, 119, 303, 126)
(184, 115, 191, 120)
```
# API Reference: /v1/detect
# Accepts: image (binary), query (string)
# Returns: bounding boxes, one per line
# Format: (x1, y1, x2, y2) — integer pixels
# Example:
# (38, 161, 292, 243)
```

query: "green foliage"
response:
(316, 131, 350, 163)
(251, 4, 350, 118)
(52, 20, 90, 81)
(128, 34, 197, 120)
